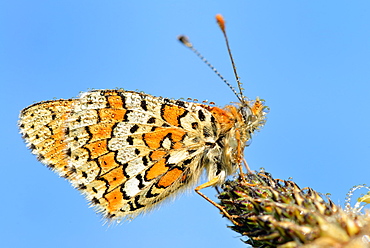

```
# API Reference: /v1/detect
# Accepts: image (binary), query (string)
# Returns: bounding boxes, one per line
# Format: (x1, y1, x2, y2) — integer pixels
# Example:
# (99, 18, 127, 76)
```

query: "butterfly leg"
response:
(195, 177, 241, 226)
(234, 129, 248, 182)
(242, 158, 253, 174)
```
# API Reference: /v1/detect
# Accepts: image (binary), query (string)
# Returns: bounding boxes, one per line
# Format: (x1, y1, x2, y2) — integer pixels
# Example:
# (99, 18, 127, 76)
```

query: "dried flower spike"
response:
(217, 172, 370, 247)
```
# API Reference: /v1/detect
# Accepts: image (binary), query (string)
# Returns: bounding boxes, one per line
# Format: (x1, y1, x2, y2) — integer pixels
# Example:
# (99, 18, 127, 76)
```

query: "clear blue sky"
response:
(2, 1, 370, 248)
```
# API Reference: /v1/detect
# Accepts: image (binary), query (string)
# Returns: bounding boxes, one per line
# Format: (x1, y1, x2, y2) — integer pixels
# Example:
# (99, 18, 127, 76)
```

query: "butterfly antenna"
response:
(178, 34, 242, 102)
(215, 14, 245, 101)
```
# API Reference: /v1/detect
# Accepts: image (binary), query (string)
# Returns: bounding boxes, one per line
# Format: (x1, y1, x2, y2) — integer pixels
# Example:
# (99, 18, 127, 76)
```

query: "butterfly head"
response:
(239, 97, 269, 144)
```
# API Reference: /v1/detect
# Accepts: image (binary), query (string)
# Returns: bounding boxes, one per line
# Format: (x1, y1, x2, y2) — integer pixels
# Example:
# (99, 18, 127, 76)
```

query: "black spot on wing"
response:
(183, 158, 193, 165)
(126, 136, 134, 145)
(140, 100, 148, 111)
(136, 174, 145, 189)
(147, 117, 156, 124)
(145, 185, 160, 198)
(91, 197, 100, 205)
(82, 171, 88, 178)
(175, 100, 186, 108)
(78, 183, 87, 190)
(123, 110, 132, 122)
(198, 110, 206, 121)
(142, 156, 149, 166)
(188, 149, 197, 154)
(177, 109, 189, 129)
(191, 122, 198, 130)
(120, 94, 127, 109)
(130, 124, 139, 133)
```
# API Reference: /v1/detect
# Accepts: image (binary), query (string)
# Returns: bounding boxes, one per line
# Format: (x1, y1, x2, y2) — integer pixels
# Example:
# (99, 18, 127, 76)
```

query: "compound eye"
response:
(241, 106, 252, 122)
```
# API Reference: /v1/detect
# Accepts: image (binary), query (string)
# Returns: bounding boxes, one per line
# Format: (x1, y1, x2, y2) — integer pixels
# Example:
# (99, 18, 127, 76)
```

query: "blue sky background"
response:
(2, 1, 370, 248)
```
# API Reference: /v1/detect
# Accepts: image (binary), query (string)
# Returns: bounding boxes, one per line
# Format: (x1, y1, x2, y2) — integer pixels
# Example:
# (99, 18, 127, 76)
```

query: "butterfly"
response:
(19, 14, 268, 222)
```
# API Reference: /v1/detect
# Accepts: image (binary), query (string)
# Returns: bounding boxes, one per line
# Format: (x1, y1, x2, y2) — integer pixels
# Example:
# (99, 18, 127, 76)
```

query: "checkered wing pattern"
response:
(19, 89, 238, 220)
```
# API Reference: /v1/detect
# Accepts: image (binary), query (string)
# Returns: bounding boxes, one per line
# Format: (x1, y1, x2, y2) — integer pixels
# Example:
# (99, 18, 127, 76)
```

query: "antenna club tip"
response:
(215, 14, 226, 32)
(177, 35, 193, 48)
